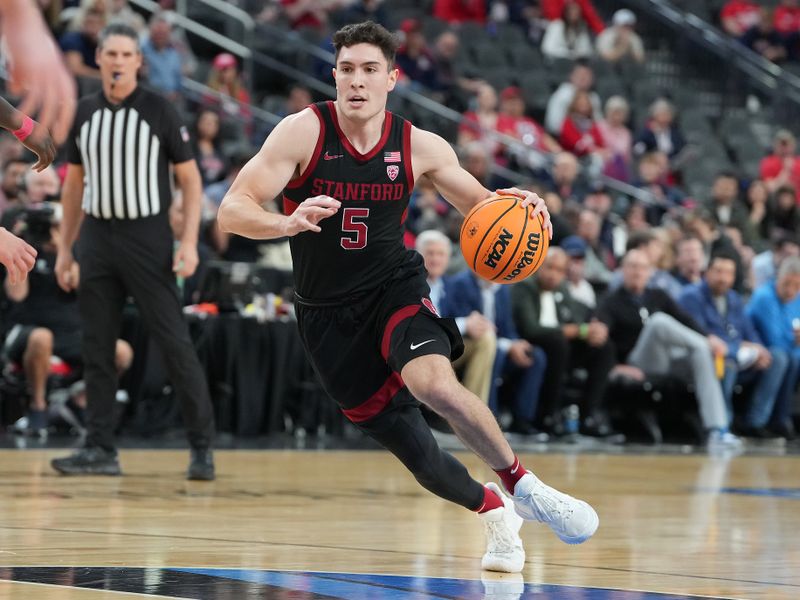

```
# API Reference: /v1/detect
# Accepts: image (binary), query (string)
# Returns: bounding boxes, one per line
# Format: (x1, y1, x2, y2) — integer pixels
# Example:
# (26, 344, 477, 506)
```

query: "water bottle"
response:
(564, 404, 580, 436)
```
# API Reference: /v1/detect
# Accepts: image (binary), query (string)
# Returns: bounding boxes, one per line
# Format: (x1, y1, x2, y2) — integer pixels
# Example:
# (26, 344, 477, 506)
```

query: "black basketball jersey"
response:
(282, 101, 414, 301)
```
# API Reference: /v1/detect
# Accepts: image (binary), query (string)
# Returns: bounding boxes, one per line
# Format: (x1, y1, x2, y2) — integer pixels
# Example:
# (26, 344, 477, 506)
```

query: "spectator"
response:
(741, 7, 788, 63)
(141, 13, 184, 102)
(406, 175, 450, 236)
(624, 200, 649, 233)
(545, 61, 601, 135)
(204, 52, 253, 137)
(499, 86, 560, 151)
(334, 0, 390, 28)
(704, 172, 758, 249)
(575, 208, 613, 287)
(488, 0, 549, 44)
(429, 30, 483, 110)
(541, 0, 604, 34)
(558, 89, 606, 159)
(3, 206, 134, 435)
(543, 190, 574, 245)
(444, 267, 548, 436)
(418, 230, 497, 405)
(744, 178, 771, 243)
(583, 184, 623, 259)
(0, 158, 30, 214)
(541, 0, 594, 61)
(633, 99, 687, 166)
(608, 230, 683, 299)
(597, 95, 633, 182)
(561, 234, 596, 308)
(596, 249, 742, 449)
(633, 151, 684, 225)
(1, 166, 60, 231)
(458, 82, 502, 158)
(433, 0, 487, 24)
(109, 0, 146, 32)
(596, 9, 645, 64)
(192, 109, 227, 187)
(511, 247, 616, 436)
(60, 3, 106, 81)
(759, 128, 800, 194)
(768, 185, 800, 236)
(751, 232, 800, 289)
(281, 0, 344, 30)
(683, 208, 746, 293)
(720, 0, 760, 39)
(396, 19, 438, 91)
(773, 0, 800, 37)
(679, 252, 788, 439)
(672, 236, 707, 288)
(746, 256, 800, 440)
(545, 150, 585, 204)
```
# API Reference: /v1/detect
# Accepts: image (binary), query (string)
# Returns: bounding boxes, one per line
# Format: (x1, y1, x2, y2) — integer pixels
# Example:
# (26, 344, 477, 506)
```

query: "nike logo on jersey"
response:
(323, 151, 343, 161)
(410, 339, 435, 350)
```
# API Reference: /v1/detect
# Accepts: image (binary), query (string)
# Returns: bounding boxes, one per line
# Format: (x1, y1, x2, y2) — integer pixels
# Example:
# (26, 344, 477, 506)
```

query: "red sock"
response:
(476, 485, 504, 513)
(495, 456, 527, 495)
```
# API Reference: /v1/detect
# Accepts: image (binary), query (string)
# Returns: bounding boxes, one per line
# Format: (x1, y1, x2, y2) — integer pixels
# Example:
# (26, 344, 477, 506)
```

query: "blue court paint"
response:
(718, 487, 800, 499)
(173, 568, 719, 599)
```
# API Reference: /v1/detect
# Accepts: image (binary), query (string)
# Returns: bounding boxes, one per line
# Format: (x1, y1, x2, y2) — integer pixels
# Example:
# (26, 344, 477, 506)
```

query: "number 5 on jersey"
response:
(341, 207, 369, 250)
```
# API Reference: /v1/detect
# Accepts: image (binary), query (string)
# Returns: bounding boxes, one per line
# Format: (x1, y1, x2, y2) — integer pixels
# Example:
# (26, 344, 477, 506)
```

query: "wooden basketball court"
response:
(0, 448, 797, 599)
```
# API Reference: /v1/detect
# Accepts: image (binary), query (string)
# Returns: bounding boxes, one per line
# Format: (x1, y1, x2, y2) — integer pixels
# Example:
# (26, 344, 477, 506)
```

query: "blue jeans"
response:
(772, 351, 800, 427)
(723, 347, 791, 429)
(489, 345, 547, 423)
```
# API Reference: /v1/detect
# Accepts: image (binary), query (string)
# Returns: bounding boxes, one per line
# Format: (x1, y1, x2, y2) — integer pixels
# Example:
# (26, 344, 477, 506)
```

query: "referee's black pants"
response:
(77, 215, 215, 451)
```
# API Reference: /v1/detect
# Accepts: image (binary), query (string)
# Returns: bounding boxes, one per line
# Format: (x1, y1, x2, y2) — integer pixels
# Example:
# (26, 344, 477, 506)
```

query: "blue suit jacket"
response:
(678, 281, 761, 358)
(440, 270, 519, 340)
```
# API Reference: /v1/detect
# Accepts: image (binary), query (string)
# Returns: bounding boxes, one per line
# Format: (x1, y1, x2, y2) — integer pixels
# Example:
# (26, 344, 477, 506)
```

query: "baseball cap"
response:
(612, 9, 636, 27)
(212, 52, 238, 70)
(500, 86, 523, 101)
(560, 235, 588, 258)
(400, 18, 422, 34)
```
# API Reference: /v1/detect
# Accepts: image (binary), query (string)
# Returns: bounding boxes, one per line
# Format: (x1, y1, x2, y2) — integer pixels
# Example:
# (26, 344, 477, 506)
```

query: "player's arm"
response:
(217, 109, 340, 239)
(415, 128, 553, 237)
(54, 163, 85, 291)
(0, 96, 55, 171)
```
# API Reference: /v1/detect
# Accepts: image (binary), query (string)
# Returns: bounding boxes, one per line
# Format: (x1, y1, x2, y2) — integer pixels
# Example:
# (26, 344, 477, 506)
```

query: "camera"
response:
(17, 202, 59, 249)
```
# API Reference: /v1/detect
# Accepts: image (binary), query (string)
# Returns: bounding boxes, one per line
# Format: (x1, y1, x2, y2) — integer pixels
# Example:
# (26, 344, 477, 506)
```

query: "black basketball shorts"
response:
(295, 258, 464, 423)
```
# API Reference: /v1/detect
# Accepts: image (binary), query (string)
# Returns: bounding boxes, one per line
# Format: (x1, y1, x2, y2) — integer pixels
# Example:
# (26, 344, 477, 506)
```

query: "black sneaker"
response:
(51, 446, 121, 476)
(187, 447, 215, 481)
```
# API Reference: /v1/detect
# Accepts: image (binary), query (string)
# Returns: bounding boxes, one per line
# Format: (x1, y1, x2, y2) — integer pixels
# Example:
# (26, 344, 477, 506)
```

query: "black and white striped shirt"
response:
(67, 86, 194, 220)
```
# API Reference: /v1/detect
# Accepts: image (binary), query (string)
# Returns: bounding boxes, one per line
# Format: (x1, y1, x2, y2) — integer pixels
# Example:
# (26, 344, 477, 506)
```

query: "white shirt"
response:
(539, 290, 559, 327)
(541, 20, 595, 61)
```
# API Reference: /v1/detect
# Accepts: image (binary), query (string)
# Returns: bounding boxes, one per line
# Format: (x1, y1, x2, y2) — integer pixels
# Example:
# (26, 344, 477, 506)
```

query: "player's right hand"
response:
(284, 196, 341, 236)
(55, 250, 77, 292)
(23, 121, 57, 172)
(0, 227, 37, 285)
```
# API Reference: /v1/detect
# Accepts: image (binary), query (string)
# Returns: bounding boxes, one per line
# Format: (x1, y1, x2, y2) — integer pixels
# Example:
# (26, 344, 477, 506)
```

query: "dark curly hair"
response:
(332, 21, 399, 69)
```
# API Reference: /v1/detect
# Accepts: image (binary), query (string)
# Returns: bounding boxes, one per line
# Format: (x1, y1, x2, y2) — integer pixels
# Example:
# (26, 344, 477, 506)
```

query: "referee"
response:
(51, 24, 215, 480)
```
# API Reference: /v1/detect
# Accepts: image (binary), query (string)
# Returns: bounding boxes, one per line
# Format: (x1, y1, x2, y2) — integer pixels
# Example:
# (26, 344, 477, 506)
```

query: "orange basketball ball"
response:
(460, 194, 550, 283)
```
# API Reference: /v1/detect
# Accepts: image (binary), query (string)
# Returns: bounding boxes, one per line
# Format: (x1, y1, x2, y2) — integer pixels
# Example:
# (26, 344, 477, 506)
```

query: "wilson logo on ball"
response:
(503, 231, 541, 281)
(483, 228, 514, 268)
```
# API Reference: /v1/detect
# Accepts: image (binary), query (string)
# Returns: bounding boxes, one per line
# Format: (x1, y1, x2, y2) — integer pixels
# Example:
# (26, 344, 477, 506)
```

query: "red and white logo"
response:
(422, 297, 439, 316)
(386, 165, 399, 181)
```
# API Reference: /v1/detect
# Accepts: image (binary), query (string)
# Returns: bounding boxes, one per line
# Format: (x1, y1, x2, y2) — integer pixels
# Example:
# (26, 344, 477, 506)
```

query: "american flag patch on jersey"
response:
(384, 151, 401, 163)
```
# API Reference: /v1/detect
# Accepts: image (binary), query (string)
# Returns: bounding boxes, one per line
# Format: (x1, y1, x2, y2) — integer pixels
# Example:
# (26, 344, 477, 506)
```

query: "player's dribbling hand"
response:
(0, 227, 36, 285)
(284, 196, 341, 236)
(496, 187, 553, 240)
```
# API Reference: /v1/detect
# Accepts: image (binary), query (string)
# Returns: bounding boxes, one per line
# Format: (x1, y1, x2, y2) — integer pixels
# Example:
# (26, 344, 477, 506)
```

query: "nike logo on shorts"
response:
(410, 339, 435, 350)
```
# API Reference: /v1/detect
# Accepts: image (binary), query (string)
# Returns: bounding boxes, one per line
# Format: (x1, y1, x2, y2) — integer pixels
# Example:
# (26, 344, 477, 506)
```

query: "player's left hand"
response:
(496, 187, 553, 239)
(173, 241, 199, 278)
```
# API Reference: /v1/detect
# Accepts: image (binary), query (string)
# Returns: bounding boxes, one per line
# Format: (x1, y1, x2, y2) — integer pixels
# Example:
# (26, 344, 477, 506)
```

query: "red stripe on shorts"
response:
(341, 371, 404, 422)
(381, 304, 420, 360)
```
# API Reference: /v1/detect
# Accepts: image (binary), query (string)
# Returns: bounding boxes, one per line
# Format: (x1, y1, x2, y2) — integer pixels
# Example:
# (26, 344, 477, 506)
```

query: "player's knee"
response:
(27, 328, 54, 355)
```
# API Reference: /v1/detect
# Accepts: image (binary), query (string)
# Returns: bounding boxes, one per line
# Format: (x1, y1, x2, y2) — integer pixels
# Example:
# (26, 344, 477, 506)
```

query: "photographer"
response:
(3, 203, 133, 435)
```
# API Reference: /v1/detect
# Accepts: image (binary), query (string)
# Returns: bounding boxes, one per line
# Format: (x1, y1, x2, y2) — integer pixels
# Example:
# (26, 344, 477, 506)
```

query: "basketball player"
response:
(218, 21, 598, 573)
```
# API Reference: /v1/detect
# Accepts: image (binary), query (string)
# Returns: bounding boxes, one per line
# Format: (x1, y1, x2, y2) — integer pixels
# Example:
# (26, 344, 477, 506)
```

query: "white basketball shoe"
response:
(511, 472, 599, 544)
(479, 482, 525, 573)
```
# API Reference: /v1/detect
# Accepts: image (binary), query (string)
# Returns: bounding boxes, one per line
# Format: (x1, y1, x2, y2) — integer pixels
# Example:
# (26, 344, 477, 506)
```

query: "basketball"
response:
(459, 194, 549, 283)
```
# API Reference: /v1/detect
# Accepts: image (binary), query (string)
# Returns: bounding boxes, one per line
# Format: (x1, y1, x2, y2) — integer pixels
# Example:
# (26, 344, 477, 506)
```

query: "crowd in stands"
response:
(0, 0, 797, 447)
